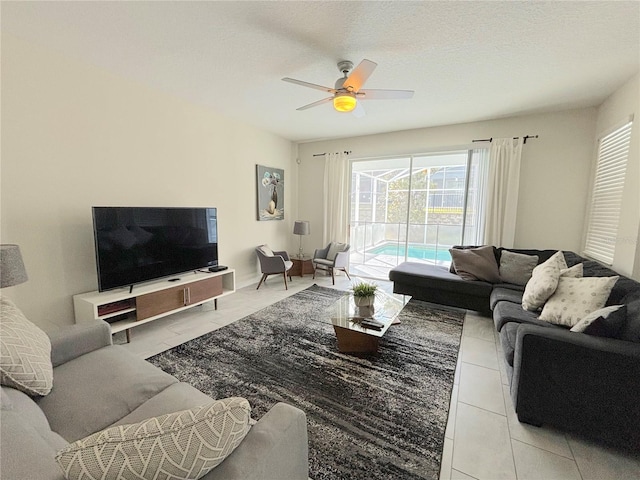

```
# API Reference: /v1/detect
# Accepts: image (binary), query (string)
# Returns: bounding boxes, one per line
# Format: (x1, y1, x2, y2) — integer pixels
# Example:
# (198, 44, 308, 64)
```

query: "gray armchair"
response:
(312, 242, 351, 285)
(256, 245, 294, 290)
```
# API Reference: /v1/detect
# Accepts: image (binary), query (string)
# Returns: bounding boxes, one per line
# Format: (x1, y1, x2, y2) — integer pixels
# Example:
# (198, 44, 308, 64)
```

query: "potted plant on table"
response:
(351, 281, 378, 308)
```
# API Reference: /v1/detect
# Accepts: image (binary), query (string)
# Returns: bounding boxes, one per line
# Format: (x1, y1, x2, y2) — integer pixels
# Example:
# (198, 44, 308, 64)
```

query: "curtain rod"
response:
(472, 135, 539, 144)
(313, 150, 352, 157)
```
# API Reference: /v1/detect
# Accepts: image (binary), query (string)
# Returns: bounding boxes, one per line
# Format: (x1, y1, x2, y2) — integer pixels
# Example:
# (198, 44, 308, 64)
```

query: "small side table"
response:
(290, 255, 315, 277)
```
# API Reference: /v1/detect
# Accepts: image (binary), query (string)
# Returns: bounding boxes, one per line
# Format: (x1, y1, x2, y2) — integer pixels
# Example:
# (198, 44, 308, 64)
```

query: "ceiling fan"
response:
(282, 59, 414, 117)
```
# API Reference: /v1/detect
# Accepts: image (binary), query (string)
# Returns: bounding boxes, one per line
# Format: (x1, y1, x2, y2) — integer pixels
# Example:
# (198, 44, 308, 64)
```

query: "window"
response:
(583, 119, 633, 264)
(349, 149, 489, 279)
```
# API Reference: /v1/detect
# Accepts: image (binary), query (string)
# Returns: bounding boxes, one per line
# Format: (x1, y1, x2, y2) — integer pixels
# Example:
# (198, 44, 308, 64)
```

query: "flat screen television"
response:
(92, 207, 219, 292)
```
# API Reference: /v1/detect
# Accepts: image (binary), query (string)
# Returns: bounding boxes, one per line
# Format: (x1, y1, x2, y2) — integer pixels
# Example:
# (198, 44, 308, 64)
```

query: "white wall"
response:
(0, 35, 296, 326)
(297, 108, 597, 257)
(593, 73, 640, 278)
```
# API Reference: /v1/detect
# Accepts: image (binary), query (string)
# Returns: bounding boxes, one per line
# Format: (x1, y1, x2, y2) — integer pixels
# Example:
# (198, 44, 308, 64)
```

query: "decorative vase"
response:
(354, 295, 375, 308)
(271, 186, 278, 209)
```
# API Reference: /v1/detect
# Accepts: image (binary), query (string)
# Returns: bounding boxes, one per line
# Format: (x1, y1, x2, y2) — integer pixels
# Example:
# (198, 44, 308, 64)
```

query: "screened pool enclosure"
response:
(349, 150, 488, 279)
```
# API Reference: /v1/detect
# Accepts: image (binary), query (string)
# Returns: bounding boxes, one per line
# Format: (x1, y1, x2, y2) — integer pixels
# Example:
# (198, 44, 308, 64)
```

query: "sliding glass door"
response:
(349, 149, 488, 279)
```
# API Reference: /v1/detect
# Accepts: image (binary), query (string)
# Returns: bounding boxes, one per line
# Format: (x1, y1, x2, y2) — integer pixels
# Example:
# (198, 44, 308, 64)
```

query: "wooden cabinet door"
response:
(187, 276, 223, 304)
(137, 285, 186, 320)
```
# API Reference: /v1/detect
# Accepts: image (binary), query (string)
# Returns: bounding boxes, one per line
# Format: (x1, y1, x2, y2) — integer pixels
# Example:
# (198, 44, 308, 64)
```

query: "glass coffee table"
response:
(330, 290, 409, 353)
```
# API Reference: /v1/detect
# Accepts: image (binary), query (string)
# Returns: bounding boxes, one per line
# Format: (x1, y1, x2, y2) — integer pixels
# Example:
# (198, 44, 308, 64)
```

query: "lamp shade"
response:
(0, 244, 28, 288)
(293, 221, 310, 235)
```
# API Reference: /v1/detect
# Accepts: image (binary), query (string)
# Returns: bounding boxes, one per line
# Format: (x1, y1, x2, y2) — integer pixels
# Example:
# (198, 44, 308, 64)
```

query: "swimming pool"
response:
(366, 244, 451, 262)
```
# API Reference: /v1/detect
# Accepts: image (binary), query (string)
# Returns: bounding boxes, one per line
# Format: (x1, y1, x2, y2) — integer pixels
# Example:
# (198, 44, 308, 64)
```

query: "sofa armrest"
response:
(48, 320, 113, 367)
(511, 324, 640, 448)
(203, 402, 308, 480)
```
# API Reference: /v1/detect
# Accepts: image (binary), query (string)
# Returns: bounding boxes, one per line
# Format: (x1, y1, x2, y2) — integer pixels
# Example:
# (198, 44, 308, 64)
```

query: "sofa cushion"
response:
(619, 290, 640, 343)
(390, 263, 493, 297)
(521, 251, 567, 311)
(570, 305, 627, 338)
(499, 251, 538, 286)
(111, 382, 215, 428)
(493, 301, 556, 332)
(1, 387, 68, 480)
(490, 287, 524, 310)
(37, 345, 178, 442)
(577, 257, 639, 305)
(499, 322, 521, 366)
(56, 398, 252, 480)
(0, 297, 53, 397)
(449, 246, 500, 282)
(539, 276, 619, 327)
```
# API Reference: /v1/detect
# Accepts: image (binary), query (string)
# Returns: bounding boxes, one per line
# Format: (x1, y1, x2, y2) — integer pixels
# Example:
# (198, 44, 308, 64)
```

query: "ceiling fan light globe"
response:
(333, 94, 357, 112)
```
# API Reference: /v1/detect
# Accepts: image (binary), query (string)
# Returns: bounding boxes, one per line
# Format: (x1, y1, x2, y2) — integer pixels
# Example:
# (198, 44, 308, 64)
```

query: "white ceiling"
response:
(2, 1, 639, 143)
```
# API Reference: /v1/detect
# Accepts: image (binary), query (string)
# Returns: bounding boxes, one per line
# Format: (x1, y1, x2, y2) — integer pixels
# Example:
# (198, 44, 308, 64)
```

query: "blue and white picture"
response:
(256, 164, 284, 221)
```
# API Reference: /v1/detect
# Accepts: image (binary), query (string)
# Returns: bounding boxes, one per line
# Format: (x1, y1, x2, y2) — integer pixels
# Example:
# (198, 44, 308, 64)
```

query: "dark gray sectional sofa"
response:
(389, 248, 640, 450)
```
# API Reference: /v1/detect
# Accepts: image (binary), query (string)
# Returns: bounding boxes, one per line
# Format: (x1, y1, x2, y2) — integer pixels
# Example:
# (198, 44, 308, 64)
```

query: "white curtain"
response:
(483, 137, 523, 247)
(323, 152, 350, 245)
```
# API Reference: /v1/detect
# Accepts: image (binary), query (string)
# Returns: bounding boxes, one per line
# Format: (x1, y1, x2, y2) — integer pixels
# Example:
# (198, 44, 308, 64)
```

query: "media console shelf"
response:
(73, 269, 235, 342)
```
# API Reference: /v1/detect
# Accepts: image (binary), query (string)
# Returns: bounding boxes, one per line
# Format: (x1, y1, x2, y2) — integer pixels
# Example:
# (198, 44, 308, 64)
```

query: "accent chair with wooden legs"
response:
(312, 242, 351, 285)
(256, 245, 294, 290)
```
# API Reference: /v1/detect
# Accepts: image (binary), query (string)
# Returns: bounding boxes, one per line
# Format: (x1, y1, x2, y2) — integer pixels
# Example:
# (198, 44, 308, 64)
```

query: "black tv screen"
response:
(92, 207, 219, 291)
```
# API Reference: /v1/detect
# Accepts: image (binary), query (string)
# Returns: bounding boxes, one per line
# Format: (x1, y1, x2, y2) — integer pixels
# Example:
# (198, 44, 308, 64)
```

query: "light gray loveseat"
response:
(0, 319, 309, 479)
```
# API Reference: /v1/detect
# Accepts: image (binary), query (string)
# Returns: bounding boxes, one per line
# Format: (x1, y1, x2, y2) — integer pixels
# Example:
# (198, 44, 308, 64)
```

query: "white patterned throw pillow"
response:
(56, 397, 253, 480)
(539, 276, 619, 327)
(0, 296, 53, 396)
(560, 263, 583, 278)
(521, 251, 567, 311)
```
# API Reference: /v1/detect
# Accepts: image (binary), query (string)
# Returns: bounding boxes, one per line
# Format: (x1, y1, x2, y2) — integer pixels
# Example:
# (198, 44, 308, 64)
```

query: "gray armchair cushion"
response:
(326, 242, 348, 261)
(313, 243, 350, 269)
(256, 247, 292, 275)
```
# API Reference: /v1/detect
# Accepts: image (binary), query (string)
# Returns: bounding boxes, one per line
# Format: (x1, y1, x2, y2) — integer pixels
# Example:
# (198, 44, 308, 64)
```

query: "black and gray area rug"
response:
(148, 284, 465, 480)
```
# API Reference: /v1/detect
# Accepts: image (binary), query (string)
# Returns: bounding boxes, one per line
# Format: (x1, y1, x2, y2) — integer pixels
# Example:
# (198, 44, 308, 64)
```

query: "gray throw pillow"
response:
(449, 246, 500, 282)
(499, 251, 538, 286)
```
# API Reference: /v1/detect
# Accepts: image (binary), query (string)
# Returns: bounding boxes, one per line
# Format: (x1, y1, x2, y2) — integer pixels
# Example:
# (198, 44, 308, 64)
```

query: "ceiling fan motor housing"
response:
(337, 60, 354, 75)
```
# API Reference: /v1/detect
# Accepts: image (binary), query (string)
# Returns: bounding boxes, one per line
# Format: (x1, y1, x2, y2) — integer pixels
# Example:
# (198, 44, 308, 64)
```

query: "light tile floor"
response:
(119, 274, 640, 480)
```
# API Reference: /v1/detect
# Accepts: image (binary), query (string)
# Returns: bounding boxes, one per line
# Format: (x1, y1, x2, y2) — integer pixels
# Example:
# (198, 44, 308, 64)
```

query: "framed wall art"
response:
(256, 164, 284, 221)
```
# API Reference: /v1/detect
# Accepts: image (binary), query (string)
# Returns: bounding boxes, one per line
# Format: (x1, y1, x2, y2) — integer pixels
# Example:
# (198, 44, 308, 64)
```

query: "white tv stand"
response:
(73, 269, 235, 342)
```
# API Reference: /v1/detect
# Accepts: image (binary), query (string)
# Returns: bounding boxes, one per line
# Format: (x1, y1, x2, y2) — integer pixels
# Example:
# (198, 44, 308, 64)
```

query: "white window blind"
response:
(583, 120, 633, 264)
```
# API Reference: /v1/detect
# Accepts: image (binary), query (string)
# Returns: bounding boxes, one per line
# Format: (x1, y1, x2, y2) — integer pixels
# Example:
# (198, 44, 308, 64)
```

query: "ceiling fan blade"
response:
(296, 97, 334, 111)
(282, 77, 336, 93)
(358, 89, 414, 100)
(352, 101, 366, 118)
(342, 59, 377, 92)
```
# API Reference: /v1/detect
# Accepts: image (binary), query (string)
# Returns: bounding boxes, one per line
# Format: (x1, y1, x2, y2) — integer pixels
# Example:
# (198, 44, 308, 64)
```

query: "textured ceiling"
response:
(2, 1, 639, 142)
